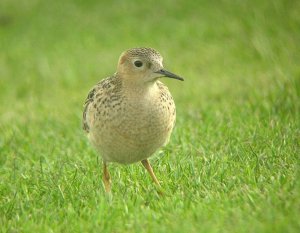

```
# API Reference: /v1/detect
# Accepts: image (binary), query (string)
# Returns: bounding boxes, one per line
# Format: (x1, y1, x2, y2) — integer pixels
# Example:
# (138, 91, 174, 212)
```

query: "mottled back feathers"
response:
(82, 75, 122, 133)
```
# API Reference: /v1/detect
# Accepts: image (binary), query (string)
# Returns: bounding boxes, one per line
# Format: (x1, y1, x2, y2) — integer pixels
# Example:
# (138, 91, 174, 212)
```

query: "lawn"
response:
(0, 0, 299, 232)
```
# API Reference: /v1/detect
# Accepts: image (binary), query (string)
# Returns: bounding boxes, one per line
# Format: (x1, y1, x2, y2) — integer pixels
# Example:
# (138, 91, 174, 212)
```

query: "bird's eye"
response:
(134, 61, 143, 67)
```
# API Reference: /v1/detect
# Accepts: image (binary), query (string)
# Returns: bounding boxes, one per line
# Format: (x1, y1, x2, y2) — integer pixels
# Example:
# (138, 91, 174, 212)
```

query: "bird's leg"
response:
(141, 159, 161, 187)
(102, 162, 111, 193)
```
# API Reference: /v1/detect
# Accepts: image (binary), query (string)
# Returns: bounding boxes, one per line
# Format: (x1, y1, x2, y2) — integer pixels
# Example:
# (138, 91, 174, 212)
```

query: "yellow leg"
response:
(141, 159, 161, 187)
(102, 162, 111, 193)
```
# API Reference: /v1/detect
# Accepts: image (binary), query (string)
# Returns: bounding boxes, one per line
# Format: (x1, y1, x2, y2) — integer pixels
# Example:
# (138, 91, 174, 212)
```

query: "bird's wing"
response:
(82, 83, 99, 133)
(82, 75, 121, 133)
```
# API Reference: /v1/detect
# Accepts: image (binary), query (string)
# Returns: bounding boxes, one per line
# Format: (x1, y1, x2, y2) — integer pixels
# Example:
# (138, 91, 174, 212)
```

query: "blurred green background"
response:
(0, 0, 299, 232)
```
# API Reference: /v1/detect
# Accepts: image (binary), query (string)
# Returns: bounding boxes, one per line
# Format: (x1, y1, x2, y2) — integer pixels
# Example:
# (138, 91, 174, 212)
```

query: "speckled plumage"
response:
(82, 47, 183, 192)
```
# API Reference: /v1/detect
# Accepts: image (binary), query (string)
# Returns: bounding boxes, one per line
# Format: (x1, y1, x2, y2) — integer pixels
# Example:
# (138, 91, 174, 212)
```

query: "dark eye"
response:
(134, 60, 143, 67)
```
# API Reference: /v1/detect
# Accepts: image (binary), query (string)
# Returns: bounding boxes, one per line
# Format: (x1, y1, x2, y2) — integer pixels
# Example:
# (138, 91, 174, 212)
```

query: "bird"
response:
(82, 47, 184, 193)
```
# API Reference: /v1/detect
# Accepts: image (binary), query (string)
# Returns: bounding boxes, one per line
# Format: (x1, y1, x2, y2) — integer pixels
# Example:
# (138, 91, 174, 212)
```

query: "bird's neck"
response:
(122, 79, 159, 99)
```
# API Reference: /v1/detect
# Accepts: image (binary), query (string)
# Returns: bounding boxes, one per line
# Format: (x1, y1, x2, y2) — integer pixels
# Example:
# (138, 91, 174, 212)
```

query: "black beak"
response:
(155, 69, 184, 81)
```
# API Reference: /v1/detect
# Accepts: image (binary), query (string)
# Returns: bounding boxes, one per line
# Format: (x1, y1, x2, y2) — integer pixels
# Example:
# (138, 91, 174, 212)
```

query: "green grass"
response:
(0, 0, 299, 232)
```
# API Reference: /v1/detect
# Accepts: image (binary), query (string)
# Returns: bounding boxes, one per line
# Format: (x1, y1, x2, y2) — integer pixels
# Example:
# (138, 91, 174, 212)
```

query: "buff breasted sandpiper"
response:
(82, 47, 184, 193)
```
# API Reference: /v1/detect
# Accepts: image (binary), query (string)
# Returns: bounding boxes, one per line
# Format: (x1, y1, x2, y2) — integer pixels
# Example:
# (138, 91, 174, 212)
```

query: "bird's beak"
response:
(155, 69, 184, 81)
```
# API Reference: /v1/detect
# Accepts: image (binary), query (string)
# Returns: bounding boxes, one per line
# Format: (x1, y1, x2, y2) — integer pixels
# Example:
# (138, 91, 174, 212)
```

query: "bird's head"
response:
(116, 47, 184, 85)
